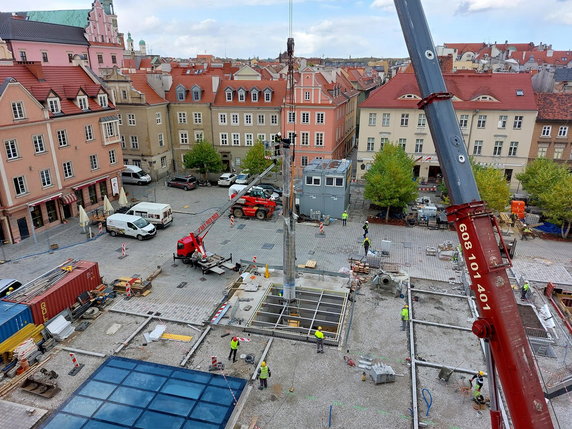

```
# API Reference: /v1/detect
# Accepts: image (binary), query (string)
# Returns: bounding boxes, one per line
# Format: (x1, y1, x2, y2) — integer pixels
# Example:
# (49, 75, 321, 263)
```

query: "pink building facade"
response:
(0, 61, 122, 244)
(282, 68, 359, 172)
(0, 1, 123, 76)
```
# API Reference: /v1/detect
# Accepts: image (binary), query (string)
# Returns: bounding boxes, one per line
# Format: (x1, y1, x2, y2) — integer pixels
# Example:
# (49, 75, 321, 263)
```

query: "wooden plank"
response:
(305, 260, 317, 268)
(161, 333, 193, 342)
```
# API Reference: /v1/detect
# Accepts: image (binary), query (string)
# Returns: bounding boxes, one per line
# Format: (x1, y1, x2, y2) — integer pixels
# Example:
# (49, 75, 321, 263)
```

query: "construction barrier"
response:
(98, 222, 103, 234)
(252, 256, 257, 264)
(319, 222, 324, 234)
(121, 243, 126, 257)
(69, 352, 79, 368)
(230, 215, 235, 227)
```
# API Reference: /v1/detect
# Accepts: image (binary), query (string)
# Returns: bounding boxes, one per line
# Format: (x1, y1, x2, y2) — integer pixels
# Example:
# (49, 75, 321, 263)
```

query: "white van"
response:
(106, 213, 156, 240)
(122, 165, 152, 185)
(126, 202, 173, 228)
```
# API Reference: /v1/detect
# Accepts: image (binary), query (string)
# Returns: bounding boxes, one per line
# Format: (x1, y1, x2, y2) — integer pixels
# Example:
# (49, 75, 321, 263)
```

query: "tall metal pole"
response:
(394, 1, 553, 428)
(282, 35, 297, 303)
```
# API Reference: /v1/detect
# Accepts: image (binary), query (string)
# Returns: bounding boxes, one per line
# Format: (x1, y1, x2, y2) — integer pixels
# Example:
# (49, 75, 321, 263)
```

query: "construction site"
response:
(1, 2, 572, 428)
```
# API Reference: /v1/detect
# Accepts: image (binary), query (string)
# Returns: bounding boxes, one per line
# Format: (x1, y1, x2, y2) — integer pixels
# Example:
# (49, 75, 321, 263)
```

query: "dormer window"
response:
(77, 95, 89, 111)
(264, 89, 272, 102)
(47, 97, 61, 114)
(251, 89, 259, 102)
(98, 94, 108, 108)
(191, 85, 201, 101)
(225, 89, 233, 102)
(176, 85, 186, 101)
(238, 89, 246, 102)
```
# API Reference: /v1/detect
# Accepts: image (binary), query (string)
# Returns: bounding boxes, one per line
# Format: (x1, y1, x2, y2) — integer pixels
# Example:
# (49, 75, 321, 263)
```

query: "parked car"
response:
(122, 165, 152, 185)
(218, 173, 237, 186)
(257, 183, 283, 197)
(105, 214, 156, 240)
(235, 173, 251, 185)
(167, 175, 198, 191)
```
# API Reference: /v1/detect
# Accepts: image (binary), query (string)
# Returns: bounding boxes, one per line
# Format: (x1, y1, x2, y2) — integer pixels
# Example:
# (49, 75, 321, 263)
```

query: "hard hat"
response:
(404, 304, 409, 308)
(365, 221, 369, 224)
(317, 326, 322, 331)
(261, 361, 267, 367)
(232, 337, 238, 341)
(8, 287, 13, 291)
(478, 371, 484, 376)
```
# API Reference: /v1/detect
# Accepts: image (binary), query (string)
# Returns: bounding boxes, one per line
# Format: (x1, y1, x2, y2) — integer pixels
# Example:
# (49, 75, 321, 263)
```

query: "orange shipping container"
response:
(511, 200, 526, 219)
(3, 261, 101, 325)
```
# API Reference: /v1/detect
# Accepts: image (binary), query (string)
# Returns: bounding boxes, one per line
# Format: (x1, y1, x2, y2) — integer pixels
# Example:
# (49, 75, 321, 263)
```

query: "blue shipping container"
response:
(0, 300, 33, 344)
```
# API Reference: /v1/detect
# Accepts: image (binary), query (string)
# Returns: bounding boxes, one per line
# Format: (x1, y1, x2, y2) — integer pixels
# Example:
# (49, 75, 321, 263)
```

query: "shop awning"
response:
(28, 193, 62, 207)
(61, 193, 78, 205)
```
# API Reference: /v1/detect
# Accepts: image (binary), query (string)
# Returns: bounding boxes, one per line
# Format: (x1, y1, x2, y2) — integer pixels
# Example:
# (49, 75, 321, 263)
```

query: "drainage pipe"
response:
(180, 326, 211, 367)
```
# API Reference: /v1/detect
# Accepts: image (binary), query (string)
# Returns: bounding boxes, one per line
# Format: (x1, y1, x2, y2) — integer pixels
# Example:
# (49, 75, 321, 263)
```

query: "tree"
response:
(240, 141, 278, 176)
(182, 141, 223, 179)
(516, 158, 569, 204)
(471, 163, 510, 212)
(538, 174, 572, 238)
(364, 144, 417, 221)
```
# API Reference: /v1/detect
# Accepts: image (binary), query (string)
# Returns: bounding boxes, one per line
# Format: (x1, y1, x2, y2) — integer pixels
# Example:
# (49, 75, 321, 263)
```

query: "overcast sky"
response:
(11, 0, 572, 59)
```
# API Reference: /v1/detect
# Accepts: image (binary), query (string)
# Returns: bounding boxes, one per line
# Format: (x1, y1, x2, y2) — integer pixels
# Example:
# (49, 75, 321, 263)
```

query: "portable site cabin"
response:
(298, 159, 352, 219)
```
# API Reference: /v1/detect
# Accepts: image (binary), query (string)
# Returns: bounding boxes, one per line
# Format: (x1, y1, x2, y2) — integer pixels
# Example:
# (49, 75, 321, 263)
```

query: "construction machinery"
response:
(174, 163, 277, 274)
(394, 1, 554, 428)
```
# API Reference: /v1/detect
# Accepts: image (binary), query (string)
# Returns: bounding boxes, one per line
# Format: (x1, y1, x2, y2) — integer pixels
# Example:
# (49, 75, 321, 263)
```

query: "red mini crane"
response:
(394, 1, 554, 427)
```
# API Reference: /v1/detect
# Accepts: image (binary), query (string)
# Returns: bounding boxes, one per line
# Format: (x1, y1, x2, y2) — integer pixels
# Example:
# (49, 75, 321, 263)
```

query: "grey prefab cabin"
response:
(298, 159, 351, 219)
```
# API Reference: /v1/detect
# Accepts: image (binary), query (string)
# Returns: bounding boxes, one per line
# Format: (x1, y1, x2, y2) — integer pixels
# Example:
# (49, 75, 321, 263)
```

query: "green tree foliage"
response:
(471, 163, 510, 212)
(516, 158, 569, 204)
(364, 144, 417, 221)
(182, 141, 223, 179)
(240, 141, 277, 176)
(538, 174, 572, 238)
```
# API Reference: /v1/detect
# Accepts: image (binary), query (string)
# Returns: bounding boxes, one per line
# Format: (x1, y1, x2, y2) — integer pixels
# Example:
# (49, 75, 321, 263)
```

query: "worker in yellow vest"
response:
(342, 210, 348, 226)
(401, 304, 409, 331)
(257, 361, 271, 390)
(228, 336, 239, 363)
(315, 326, 325, 353)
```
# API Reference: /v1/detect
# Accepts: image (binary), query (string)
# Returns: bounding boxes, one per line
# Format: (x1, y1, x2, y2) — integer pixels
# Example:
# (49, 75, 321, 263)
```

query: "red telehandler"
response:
(394, 1, 554, 428)
(173, 163, 277, 274)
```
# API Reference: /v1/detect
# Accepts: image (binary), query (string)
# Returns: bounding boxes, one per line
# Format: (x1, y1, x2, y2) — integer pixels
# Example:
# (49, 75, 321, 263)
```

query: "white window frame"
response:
(120, 135, 126, 149)
(513, 116, 523, 130)
(508, 141, 518, 157)
(264, 90, 271, 102)
(541, 126, 551, 137)
(301, 156, 308, 166)
(14, 176, 27, 195)
(473, 140, 483, 155)
(156, 112, 162, 124)
(5, 139, 19, 159)
(315, 132, 324, 147)
(117, 114, 122, 125)
(382, 113, 390, 127)
(498, 115, 508, 129)
(398, 138, 407, 151)
(380, 137, 389, 149)
(238, 89, 246, 102)
(231, 113, 239, 125)
(366, 137, 375, 152)
(251, 90, 259, 102)
(77, 95, 89, 111)
(459, 114, 468, 128)
(257, 114, 265, 125)
(557, 126, 568, 138)
(288, 111, 296, 124)
(301, 132, 309, 146)
(130, 135, 139, 149)
(417, 113, 426, 128)
(177, 112, 187, 124)
(325, 176, 344, 187)
(271, 114, 278, 125)
(232, 133, 240, 146)
(85, 124, 94, 141)
(225, 90, 233, 102)
(305, 176, 321, 186)
(11, 101, 25, 120)
(245, 133, 254, 146)
(400, 113, 409, 127)
(33, 135, 46, 153)
(193, 112, 202, 124)
(244, 113, 253, 126)
(301, 112, 310, 124)
(98, 94, 108, 108)
(63, 161, 73, 178)
(257, 133, 266, 143)
(316, 112, 324, 124)
(553, 144, 565, 159)
(194, 130, 204, 143)
(414, 139, 423, 153)
(128, 113, 136, 126)
(219, 113, 227, 125)
(179, 131, 189, 145)
(160, 156, 167, 168)
(220, 133, 229, 145)
(158, 133, 164, 147)
(477, 115, 487, 128)
(57, 130, 68, 147)
(537, 144, 548, 158)
(493, 141, 503, 156)
(109, 149, 117, 164)
(368, 113, 376, 126)
(47, 97, 61, 114)
(90, 154, 99, 170)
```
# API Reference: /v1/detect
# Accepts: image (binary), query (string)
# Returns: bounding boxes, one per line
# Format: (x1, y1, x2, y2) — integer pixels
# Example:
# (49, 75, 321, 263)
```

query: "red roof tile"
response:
(212, 79, 286, 107)
(128, 72, 167, 105)
(0, 63, 113, 116)
(535, 93, 572, 121)
(360, 71, 536, 111)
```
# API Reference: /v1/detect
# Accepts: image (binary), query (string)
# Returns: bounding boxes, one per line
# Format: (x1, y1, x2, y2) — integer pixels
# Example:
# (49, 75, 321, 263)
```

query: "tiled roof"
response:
(360, 71, 536, 111)
(517, 50, 572, 66)
(128, 72, 167, 105)
(0, 12, 88, 45)
(165, 74, 218, 104)
(0, 63, 113, 116)
(212, 79, 286, 107)
(535, 93, 572, 121)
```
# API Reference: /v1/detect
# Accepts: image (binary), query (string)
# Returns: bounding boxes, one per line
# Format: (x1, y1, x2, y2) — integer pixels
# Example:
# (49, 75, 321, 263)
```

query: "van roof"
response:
(107, 213, 144, 222)
(124, 165, 143, 171)
(129, 202, 171, 211)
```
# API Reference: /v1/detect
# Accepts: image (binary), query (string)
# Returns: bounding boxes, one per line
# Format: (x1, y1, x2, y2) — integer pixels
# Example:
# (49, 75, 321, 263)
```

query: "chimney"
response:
(22, 61, 44, 81)
(439, 54, 454, 73)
